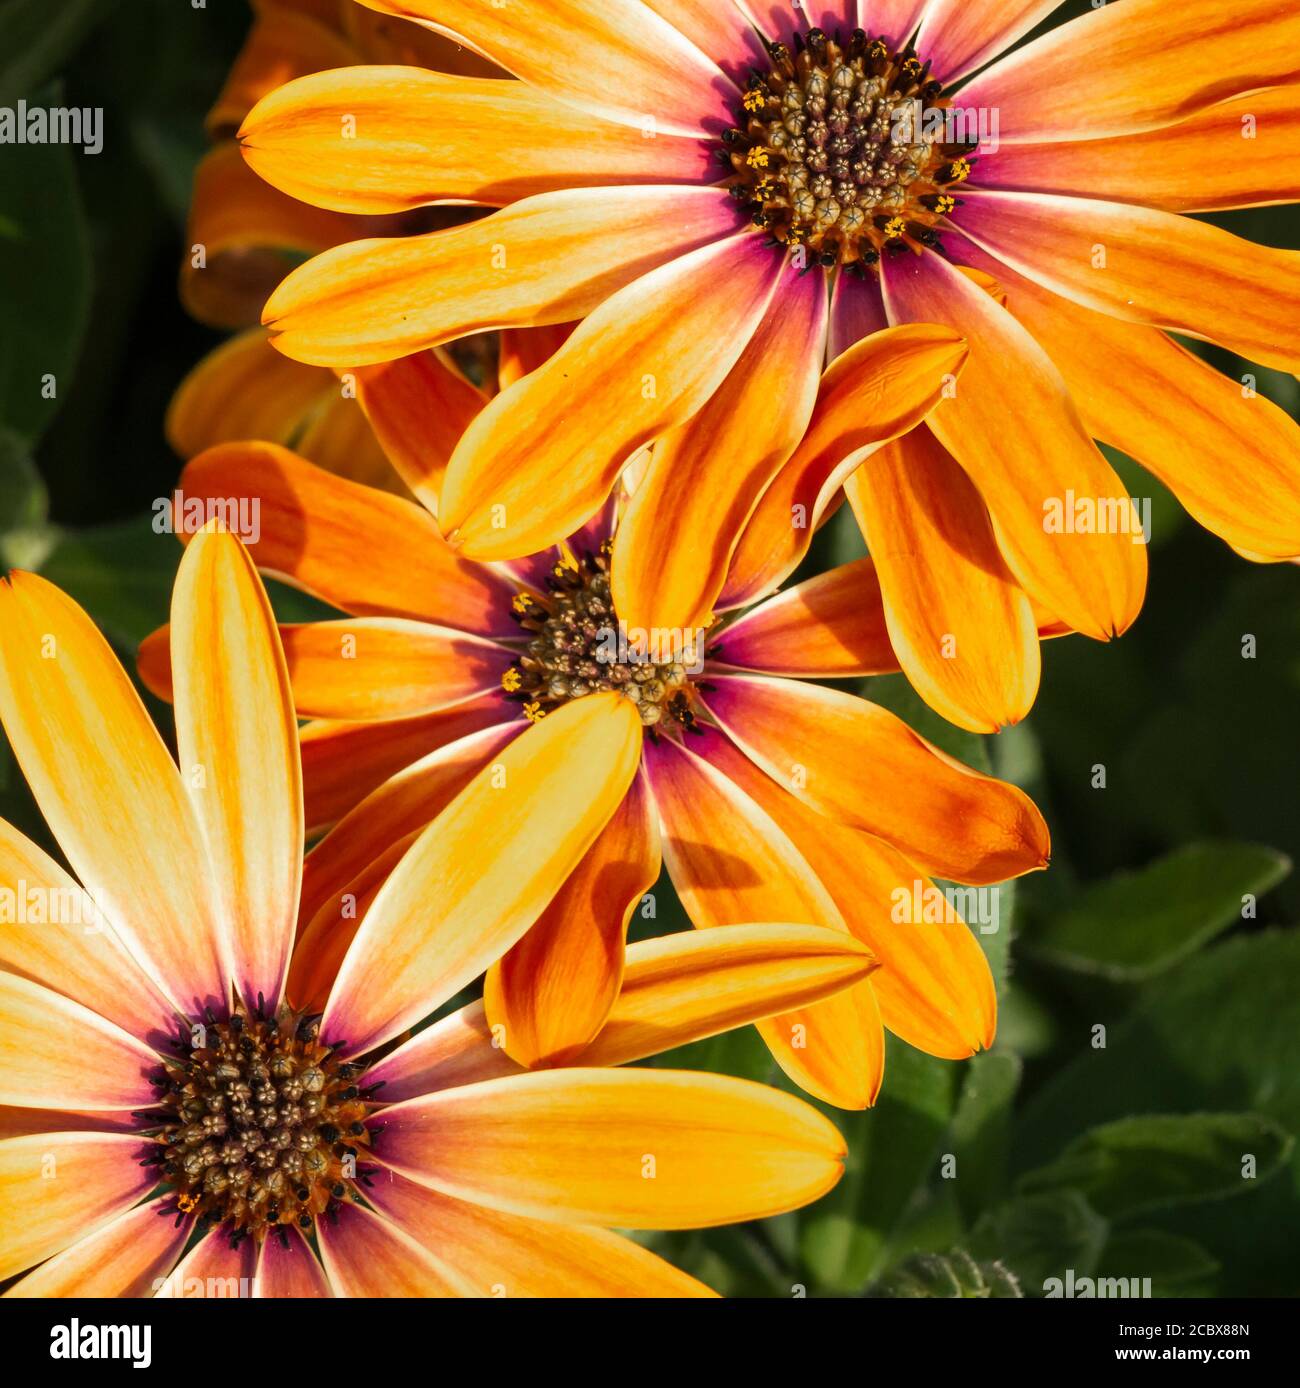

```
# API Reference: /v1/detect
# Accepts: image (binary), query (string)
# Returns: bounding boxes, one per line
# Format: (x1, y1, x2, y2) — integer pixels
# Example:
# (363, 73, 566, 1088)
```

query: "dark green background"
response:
(1, 0, 1297, 1297)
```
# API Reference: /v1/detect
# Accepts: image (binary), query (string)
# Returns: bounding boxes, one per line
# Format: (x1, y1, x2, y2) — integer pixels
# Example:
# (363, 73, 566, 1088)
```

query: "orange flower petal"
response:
(240, 66, 715, 212)
(181, 143, 362, 330)
(262, 185, 743, 365)
(291, 837, 415, 1016)
(366, 1167, 714, 1296)
(719, 322, 969, 609)
(961, 0, 1300, 143)
(376, 1067, 846, 1228)
(979, 246, 1300, 561)
(643, 733, 884, 1109)
(958, 190, 1300, 374)
(646, 0, 767, 74)
(255, 1226, 333, 1297)
(321, 694, 642, 1056)
(497, 322, 577, 392)
(484, 774, 660, 1068)
(298, 695, 512, 833)
(585, 921, 878, 1068)
(178, 442, 517, 635)
(169, 530, 302, 1010)
(352, 350, 488, 514)
(0, 1132, 155, 1282)
(611, 253, 827, 636)
(208, 5, 358, 137)
(275, 618, 511, 721)
(0, 819, 172, 1042)
(369, 915, 880, 1094)
(317, 1200, 474, 1295)
(0, 571, 226, 1014)
(165, 328, 331, 460)
(709, 558, 899, 678)
(292, 389, 407, 494)
(844, 428, 1042, 732)
(8, 1200, 190, 1298)
(363, 1001, 519, 1103)
(0, 972, 158, 1111)
(709, 736, 997, 1058)
(881, 246, 1148, 640)
(156, 1224, 257, 1298)
(296, 720, 519, 932)
(150, 616, 453, 726)
(702, 674, 1051, 885)
(439, 234, 788, 560)
(917, 0, 1066, 84)
(978, 86, 1300, 214)
(352, 0, 735, 136)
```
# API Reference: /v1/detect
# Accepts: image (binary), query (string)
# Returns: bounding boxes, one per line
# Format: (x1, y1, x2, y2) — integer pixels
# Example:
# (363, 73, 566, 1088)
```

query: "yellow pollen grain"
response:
(745, 147, 770, 169)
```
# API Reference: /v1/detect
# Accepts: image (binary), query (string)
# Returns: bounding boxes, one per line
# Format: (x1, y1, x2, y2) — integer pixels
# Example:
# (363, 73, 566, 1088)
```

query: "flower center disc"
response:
(725, 26, 974, 266)
(142, 1004, 373, 1242)
(502, 544, 705, 731)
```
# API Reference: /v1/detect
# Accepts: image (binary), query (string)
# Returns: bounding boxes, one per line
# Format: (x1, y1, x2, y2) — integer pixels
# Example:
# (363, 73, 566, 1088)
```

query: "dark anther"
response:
(349, 1122, 365, 1136)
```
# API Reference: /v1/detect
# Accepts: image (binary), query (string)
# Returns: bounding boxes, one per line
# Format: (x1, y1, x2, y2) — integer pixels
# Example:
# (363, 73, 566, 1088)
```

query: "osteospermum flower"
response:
(0, 528, 877, 1297)
(139, 362, 1051, 1110)
(238, 0, 1300, 727)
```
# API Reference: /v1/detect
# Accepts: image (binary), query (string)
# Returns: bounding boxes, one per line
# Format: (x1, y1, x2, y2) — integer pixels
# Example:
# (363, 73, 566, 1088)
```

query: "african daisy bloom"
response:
(138, 356, 1051, 1111)
(238, 0, 1300, 732)
(0, 528, 880, 1297)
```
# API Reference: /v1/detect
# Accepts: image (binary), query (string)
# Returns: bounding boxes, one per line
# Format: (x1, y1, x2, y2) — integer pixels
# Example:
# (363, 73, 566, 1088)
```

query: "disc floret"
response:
(139, 1000, 378, 1243)
(724, 26, 977, 266)
(501, 543, 707, 733)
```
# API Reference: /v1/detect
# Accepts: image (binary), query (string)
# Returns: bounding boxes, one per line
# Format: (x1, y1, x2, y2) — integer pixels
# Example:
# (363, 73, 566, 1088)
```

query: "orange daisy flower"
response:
(0, 528, 877, 1297)
(237, 0, 1300, 727)
(139, 361, 1051, 1110)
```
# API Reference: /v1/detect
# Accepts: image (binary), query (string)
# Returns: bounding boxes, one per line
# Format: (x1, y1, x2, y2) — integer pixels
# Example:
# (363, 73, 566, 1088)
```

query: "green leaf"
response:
(1096, 1230, 1221, 1298)
(799, 1041, 958, 1291)
(1024, 842, 1290, 981)
(0, 0, 111, 108)
(1016, 930, 1300, 1292)
(868, 1247, 1022, 1298)
(948, 1051, 1022, 1223)
(0, 87, 91, 444)
(1017, 1112, 1292, 1220)
(969, 1190, 1109, 1293)
(0, 425, 56, 569)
